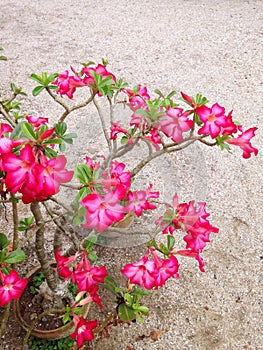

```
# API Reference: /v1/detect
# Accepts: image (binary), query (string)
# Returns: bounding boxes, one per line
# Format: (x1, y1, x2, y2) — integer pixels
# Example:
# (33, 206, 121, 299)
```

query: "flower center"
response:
(208, 113, 216, 122)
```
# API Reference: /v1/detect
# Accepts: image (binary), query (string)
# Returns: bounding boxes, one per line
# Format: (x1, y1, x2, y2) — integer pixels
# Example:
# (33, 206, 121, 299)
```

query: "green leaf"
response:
(85, 234, 97, 251)
(136, 305, 149, 314)
(131, 288, 149, 297)
(167, 235, 175, 250)
(30, 73, 44, 84)
(124, 293, 133, 305)
(44, 147, 59, 159)
(118, 303, 136, 321)
(55, 122, 67, 136)
(32, 85, 45, 96)
(88, 251, 98, 262)
(74, 164, 92, 184)
(44, 138, 62, 145)
(4, 249, 26, 264)
(0, 233, 9, 250)
(100, 276, 120, 296)
(21, 122, 37, 140)
(166, 90, 176, 99)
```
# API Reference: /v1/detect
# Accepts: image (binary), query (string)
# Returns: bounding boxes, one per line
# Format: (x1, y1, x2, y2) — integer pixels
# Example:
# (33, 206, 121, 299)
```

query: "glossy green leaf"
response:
(4, 249, 26, 264)
(32, 85, 45, 96)
(118, 303, 136, 321)
(0, 233, 9, 250)
(21, 122, 37, 140)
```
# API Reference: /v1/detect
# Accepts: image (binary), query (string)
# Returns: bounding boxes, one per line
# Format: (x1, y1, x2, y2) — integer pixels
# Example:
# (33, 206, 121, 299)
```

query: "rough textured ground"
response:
(0, 1, 262, 349)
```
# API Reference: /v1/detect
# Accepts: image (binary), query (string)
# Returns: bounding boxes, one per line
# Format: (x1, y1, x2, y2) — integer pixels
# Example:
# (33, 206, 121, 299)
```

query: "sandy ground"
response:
(0, 1, 262, 349)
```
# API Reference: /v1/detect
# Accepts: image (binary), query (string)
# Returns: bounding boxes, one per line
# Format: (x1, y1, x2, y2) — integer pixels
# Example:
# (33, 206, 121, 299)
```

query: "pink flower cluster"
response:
(55, 250, 106, 346)
(81, 160, 159, 232)
(121, 194, 219, 290)
(111, 88, 258, 158)
(121, 249, 179, 290)
(0, 119, 73, 203)
(156, 194, 219, 271)
(54, 64, 116, 98)
(55, 249, 107, 309)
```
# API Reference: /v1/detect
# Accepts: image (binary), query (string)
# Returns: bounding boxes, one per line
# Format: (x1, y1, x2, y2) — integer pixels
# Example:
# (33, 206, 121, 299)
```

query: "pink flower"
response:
(121, 250, 179, 289)
(183, 220, 219, 253)
(152, 252, 179, 288)
(55, 249, 77, 280)
(85, 156, 100, 170)
(110, 121, 131, 141)
(37, 155, 74, 198)
(121, 251, 156, 290)
(82, 64, 116, 90)
(156, 194, 218, 253)
(102, 161, 131, 191)
(81, 186, 126, 232)
(181, 92, 195, 108)
(126, 184, 159, 216)
(1, 144, 37, 194)
(74, 256, 107, 292)
(26, 115, 48, 128)
(175, 250, 205, 272)
(219, 110, 237, 136)
(196, 103, 227, 138)
(0, 123, 13, 156)
(54, 68, 86, 98)
(0, 270, 27, 306)
(70, 317, 98, 347)
(159, 107, 193, 142)
(226, 127, 258, 158)
(144, 127, 162, 150)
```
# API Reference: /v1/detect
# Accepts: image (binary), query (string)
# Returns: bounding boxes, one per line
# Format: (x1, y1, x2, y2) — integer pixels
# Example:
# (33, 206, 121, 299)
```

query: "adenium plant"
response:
(0, 53, 258, 348)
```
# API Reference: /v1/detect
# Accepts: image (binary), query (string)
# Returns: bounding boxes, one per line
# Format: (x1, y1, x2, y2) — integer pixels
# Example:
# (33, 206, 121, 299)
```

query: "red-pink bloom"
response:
(70, 317, 98, 347)
(125, 85, 150, 113)
(183, 220, 219, 253)
(26, 115, 48, 127)
(55, 249, 77, 280)
(82, 64, 116, 89)
(226, 127, 258, 158)
(181, 92, 195, 108)
(81, 186, 126, 232)
(102, 161, 131, 191)
(159, 107, 193, 142)
(85, 156, 100, 170)
(196, 103, 227, 138)
(152, 252, 179, 288)
(144, 127, 162, 150)
(110, 121, 131, 141)
(121, 251, 156, 290)
(19, 154, 73, 204)
(0, 270, 27, 306)
(124, 85, 150, 100)
(219, 110, 237, 136)
(175, 250, 205, 272)
(54, 69, 86, 98)
(1, 144, 37, 194)
(74, 254, 107, 292)
(37, 155, 74, 197)
(126, 184, 159, 216)
(0, 123, 13, 156)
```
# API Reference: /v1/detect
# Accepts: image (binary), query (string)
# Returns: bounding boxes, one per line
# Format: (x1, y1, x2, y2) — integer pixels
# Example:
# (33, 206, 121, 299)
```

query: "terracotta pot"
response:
(13, 262, 89, 340)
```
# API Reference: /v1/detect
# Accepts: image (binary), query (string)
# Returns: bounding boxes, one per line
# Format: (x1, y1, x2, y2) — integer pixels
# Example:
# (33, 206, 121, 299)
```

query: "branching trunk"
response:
(30, 201, 58, 292)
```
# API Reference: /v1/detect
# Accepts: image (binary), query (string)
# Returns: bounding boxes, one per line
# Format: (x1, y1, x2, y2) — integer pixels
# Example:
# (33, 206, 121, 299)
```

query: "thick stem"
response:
(93, 98, 112, 152)
(30, 201, 58, 291)
(0, 101, 16, 127)
(0, 302, 11, 338)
